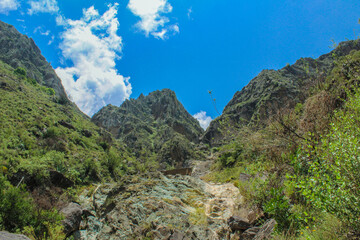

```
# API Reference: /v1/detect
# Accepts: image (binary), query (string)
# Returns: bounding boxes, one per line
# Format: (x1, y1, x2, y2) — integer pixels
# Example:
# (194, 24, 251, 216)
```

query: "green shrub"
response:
(263, 188, 292, 232)
(0, 176, 63, 238)
(40, 86, 55, 96)
(291, 89, 360, 230)
(14, 67, 26, 77)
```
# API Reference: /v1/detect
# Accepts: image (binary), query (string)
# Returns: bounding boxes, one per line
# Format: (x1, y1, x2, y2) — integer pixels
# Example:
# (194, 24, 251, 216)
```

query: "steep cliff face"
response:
(0, 20, 68, 101)
(202, 40, 360, 145)
(92, 89, 204, 168)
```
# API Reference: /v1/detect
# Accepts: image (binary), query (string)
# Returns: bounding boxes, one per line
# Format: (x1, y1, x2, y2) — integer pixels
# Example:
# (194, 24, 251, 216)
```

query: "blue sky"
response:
(1, 0, 360, 129)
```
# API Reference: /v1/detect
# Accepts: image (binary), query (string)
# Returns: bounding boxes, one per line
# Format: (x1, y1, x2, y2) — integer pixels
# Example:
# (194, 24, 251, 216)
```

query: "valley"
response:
(1, 19, 360, 240)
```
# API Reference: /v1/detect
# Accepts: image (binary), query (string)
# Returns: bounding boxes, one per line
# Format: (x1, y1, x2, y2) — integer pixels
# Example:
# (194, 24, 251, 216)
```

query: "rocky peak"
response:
(93, 89, 203, 142)
(92, 89, 203, 168)
(0, 20, 68, 101)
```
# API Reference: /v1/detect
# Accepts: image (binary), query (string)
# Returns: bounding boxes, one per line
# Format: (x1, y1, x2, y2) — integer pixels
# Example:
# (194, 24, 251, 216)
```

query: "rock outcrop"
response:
(203, 40, 360, 145)
(0, 21, 68, 101)
(75, 172, 244, 239)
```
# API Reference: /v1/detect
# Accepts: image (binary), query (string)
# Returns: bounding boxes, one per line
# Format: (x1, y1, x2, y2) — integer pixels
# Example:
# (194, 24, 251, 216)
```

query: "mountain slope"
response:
(0, 50, 136, 237)
(203, 40, 360, 145)
(0, 20, 68, 101)
(92, 89, 204, 168)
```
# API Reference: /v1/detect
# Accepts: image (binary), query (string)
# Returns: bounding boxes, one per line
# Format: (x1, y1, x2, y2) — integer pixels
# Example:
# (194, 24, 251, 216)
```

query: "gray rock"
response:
(227, 216, 252, 231)
(241, 227, 261, 240)
(247, 207, 264, 225)
(0, 232, 31, 240)
(61, 202, 83, 236)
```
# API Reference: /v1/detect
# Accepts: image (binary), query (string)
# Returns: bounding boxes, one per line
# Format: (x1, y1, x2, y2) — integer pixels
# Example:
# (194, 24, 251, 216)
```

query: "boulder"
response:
(0, 232, 31, 240)
(241, 227, 261, 240)
(228, 216, 252, 231)
(247, 207, 265, 225)
(61, 202, 83, 236)
(253, 219, 277, 240)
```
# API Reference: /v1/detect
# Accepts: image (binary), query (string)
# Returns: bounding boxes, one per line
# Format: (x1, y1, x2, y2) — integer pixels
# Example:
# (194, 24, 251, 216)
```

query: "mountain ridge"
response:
(202, 39, 360, 145)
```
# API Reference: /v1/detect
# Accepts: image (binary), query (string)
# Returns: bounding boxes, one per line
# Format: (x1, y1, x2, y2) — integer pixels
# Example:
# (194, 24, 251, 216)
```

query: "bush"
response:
(263, 187, 292, 232)
(0, 177, 33, 231)
(291, 89, 360, 230)
(0, 176, 63, 238)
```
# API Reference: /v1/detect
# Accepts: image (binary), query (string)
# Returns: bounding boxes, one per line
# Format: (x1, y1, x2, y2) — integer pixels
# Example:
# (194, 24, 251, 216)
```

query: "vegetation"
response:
(0, 175, 65, 239)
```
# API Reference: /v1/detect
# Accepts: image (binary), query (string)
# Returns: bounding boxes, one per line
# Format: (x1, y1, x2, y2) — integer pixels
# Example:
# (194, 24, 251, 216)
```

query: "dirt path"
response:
(203, 182, 243, 221)
(191, 158, 245, 221)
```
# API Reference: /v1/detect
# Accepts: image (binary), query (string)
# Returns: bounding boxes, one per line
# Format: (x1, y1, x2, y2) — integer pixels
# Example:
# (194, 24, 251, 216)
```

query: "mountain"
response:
(202, 40, 360, 146)
(92, 89, 204, 168)
(0, 20, 68, 101)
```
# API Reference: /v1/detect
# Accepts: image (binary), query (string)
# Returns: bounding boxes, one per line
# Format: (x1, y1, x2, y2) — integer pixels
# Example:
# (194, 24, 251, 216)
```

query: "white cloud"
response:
(152, 24, 179, 40)
(127, 0, 179, 39)
(55, 4, 132, 116)
(0, 0, 19, 14)
(194, 111, 212, 130)
(55, 14, 66, 26)
(28, 0, 59, 15)
(34, 26, 50, 36)
(187, 7, 192, 19)
(48, 35, 54, 45)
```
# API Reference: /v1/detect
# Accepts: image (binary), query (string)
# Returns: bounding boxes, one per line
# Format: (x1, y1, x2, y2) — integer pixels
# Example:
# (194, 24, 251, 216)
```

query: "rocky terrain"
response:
(69, 160, 272, 240)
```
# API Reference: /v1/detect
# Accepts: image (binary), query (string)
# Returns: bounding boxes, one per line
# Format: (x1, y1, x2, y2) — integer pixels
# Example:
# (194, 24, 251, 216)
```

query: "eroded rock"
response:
(253, 219, 277, 240)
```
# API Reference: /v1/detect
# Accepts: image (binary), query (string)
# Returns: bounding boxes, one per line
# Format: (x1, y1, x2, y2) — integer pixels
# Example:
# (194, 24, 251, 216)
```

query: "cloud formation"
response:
(0, 0, 19, 14)
(28, 0, 59, 15)
(128, 0, 179, 39)
(55, 4, 132, 116)
(193, 111, 212, 130)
